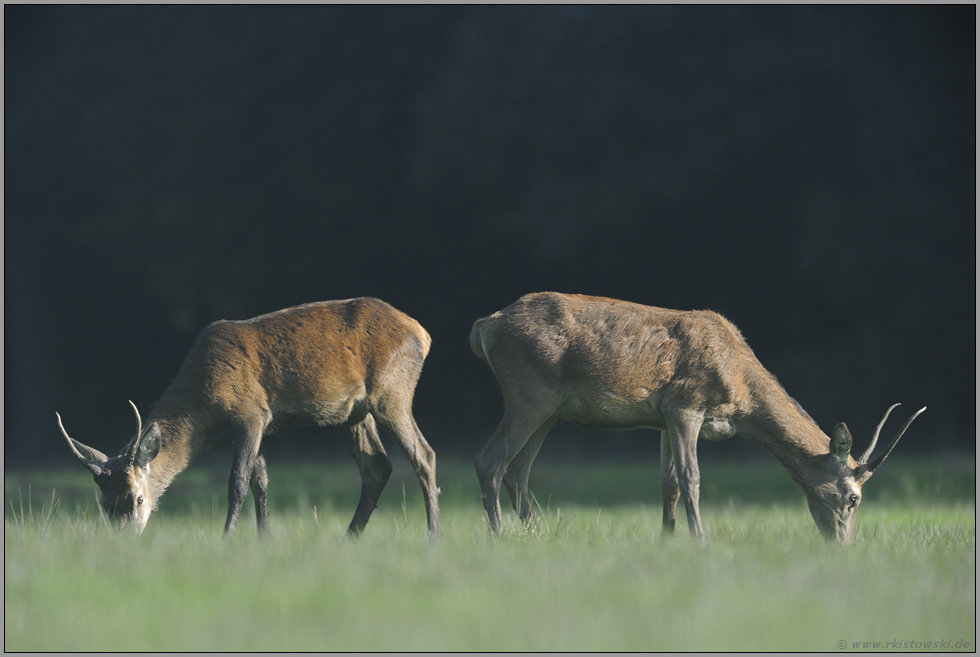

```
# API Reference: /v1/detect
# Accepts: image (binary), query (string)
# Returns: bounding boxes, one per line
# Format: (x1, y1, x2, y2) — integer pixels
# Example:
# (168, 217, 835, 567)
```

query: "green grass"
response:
(5, 456, 975, 651)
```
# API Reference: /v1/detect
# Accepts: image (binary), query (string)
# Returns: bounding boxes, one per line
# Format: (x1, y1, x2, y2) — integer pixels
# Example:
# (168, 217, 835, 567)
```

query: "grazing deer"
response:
(470, 292, 924, 542)
(57, 297, 440, 537)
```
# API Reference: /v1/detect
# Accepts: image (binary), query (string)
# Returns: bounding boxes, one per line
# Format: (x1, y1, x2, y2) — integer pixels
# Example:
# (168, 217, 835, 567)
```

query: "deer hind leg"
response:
(250, 452, 270, 536)
(373, 403, 441, 538)
(225, 414, 270, 536)
(659, 430, 681, 535)
(343, 413, 393, 537)
(474, 394, 559, 535)
(502, 417, 556, 526)
(665, 412, 705, 542)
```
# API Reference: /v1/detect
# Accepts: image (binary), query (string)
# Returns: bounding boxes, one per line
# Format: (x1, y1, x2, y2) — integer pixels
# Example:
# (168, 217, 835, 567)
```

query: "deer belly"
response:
(272, 384, 366, 426)
(699, 417, 736, 441)
(557, 392, 665, 431)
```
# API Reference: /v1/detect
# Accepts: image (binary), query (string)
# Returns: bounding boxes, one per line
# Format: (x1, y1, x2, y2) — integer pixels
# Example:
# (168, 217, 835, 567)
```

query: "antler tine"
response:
(55, 411, 109, 472)
(55, 412, 80, 455)
(128, 400, 143, 438)
(858, 403, 901, 465)
(865, 406, 927, 474)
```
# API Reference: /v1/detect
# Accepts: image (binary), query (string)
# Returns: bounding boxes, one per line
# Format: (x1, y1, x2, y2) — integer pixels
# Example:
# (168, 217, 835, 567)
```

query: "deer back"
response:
(156, 298, 431, 432)
(470, 292, 763, 427)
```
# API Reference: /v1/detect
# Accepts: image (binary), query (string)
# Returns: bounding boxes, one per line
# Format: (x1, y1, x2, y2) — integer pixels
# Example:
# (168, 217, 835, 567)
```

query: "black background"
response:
(6, 6, 975, 466)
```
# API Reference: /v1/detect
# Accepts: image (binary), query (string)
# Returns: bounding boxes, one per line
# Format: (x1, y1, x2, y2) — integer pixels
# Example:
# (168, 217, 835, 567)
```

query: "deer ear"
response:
(829, 423, 853, 466)
(134, 423, 162, 468)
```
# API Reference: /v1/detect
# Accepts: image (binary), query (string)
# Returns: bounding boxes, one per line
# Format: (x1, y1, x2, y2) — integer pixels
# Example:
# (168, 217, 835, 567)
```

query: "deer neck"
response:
(141, 415, 197, 501)
(737, 382, 832, 484)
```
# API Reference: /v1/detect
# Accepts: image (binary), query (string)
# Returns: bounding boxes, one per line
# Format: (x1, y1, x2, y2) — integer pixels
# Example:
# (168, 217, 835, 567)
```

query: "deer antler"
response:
(857, 406, 927, 484)
(56, 412, 110, 474)
(122, 400, 146, 463)
(129, 400, 143, 439)
(858, 403, 900, 465)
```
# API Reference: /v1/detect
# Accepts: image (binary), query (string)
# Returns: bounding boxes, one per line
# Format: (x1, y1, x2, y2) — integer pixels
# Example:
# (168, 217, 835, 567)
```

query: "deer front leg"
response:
(250, 453, 270, 536)
(659, 430, 680, 535)
(665, 412, 705, 542)
(225, 418, 268, 535)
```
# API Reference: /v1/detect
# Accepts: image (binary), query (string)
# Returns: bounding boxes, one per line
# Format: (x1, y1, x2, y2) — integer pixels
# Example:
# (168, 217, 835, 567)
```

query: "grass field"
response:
(5, 455, 975, 651)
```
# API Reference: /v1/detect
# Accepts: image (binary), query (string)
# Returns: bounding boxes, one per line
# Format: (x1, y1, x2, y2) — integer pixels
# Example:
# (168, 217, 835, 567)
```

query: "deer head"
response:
(57, 401, 162, 533)
(805, 404, 926, 542)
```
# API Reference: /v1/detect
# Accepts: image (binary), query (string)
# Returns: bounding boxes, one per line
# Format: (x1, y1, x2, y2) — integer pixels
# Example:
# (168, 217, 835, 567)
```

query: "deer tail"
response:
(469, 318, 490, 364)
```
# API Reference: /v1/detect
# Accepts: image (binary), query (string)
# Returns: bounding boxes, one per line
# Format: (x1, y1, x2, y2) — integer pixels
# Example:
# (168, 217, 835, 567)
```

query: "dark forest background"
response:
(5, 6, 975, 468)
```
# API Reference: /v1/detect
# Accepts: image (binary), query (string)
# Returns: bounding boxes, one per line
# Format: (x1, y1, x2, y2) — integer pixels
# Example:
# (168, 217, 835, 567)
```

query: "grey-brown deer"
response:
(470, 292, 924, 542)
(57, 297, 440, 537)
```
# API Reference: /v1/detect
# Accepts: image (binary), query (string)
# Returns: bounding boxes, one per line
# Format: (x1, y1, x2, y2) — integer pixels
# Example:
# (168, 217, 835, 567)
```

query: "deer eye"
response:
(847, 493, 858, 509)
(137, 495, 144, 506)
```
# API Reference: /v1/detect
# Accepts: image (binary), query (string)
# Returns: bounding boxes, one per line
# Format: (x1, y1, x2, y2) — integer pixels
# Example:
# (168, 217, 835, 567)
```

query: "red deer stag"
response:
(470, 292, 924, 542)
(57, 298, 440, 537)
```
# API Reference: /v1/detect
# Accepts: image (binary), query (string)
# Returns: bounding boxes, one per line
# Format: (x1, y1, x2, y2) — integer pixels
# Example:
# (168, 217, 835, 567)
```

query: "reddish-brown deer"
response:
(470, 292, 924, 542)
(58, 297, 440, 537)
